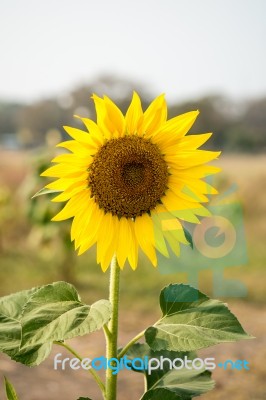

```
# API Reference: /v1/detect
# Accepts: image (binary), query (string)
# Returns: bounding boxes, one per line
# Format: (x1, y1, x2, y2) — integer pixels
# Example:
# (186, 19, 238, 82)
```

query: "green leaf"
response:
(0, 287, 39, 353)
(31, 187, 62, 198)
(0, 282, 111, 366)
(76, 398, 93, 400)
(20, 283, 111, 348)
(145, 284, 253, 352)
(124, 343, 214, 400)
(4, 377, 19, 400)
(183, 228, 193, 249)
(0, 286, 56, 365)
(0, 287, 53, 366)
(68, 300, 111, 339)
(6, 343, 52, 366)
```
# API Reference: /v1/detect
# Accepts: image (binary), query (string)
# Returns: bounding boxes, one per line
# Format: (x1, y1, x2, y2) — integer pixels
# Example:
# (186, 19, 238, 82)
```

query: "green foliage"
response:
(0, 281, 253, 399)
(125, 343, 214, 400)
(76, 398, 93, 400)
(0, 282, 111, 366)
(145, 284, 252, 352)
(31, 187, 62, 198)
(183, 228, 193, 249)
(4, 377, 19, 400)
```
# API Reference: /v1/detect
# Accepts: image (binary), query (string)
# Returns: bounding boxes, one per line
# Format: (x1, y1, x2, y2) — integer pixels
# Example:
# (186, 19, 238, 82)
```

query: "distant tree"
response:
(0, 102, 21, 134)
(0, 77, 265, 152)
(168, 95, 236, 150)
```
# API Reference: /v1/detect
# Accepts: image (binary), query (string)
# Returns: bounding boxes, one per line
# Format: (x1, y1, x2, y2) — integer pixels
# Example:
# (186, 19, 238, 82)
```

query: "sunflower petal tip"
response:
(91, 93, 101, 100)
(100, 262, 109, 272)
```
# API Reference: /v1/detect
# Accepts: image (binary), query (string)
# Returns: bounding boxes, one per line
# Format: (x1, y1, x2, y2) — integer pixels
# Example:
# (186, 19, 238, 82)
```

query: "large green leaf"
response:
(21, 282, 86, 348)
(4, 377, 19, 400)
(125, 343, 214, 400)
(6, 342, 52, 366)
(0, 282, 111, 366)
(145, 284, 252, 352)
(0, 287, 52, 365)
(67, 300, 111, 339)
(0, 287, 39, 353)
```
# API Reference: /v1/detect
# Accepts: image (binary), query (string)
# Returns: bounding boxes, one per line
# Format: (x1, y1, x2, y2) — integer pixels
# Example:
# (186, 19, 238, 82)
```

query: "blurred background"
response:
(0, 0, 265, 399)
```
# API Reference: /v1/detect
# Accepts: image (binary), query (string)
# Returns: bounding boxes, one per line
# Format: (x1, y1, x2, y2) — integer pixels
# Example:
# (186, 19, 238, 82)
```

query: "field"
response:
(0, 150, 266, 399)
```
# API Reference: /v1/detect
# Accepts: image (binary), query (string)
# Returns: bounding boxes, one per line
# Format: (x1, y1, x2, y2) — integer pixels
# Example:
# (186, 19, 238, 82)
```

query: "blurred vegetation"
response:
(0, 75, 265, 152)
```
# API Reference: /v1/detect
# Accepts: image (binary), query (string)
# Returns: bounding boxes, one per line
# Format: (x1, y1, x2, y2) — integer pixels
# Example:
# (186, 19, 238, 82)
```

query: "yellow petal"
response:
(134, 214, 157, 266)
(73, 115, 105, 146)
(56, 140, 93, 156)
(161, 218, 188, 245)
(152, 111, 199, 147)
(41, 163, 83, 178)
(46, 178, 75, 191)
(125, 92, 144, 134)
(151, 212, 169, 258)
(96, 213, 116, 264)
(78, 206, 105, 255)
(104, 95, 125, 137)
(99, 215, 119, 271)
(165, 150, 221, 169)
(91, 94, 113, 139)
(100, 244, 116, 272)
(52, 191, 89, 221)
(63, 126, 99, 151)
(72, 199, 98, 243)
(52, 182, 88, 202)
(153, 203, 187, 252)
(77, 230, 97, 255)
(180, 179, 218, 195)
(160, 133, 212, 154)
(127, 219, 139, 270)
(178, 133, 213, 149)
(168, 181, 209, 203)
(116, 217, 133, 269)
(170, 164, 221, 179)
(51, 153, 92, 168)
(163, 231, 181, 257)
(141, 94, 167, 135)
(162, 191, 201, 223)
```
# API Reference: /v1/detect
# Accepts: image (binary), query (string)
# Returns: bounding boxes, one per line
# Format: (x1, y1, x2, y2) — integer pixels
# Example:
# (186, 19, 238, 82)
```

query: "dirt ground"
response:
(0, 301, 266, 400)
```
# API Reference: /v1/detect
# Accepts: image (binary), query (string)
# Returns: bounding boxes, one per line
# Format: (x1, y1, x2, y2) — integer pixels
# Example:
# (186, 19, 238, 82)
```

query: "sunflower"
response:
(42, 92, 220, 271)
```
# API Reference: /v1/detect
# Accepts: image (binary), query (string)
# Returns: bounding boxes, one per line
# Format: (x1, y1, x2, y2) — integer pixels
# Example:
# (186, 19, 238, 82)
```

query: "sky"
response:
(1, 0, 266, 103)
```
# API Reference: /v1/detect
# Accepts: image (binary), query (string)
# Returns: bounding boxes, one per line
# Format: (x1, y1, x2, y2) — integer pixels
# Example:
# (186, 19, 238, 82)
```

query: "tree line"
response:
(0, 76, 265, 152)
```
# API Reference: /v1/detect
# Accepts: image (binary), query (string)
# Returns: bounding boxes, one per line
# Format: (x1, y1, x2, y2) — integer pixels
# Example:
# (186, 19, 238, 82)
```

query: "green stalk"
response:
(117, 330, 145, 360)
(105, 254, 120, 400)
(54, 341, 106, 396)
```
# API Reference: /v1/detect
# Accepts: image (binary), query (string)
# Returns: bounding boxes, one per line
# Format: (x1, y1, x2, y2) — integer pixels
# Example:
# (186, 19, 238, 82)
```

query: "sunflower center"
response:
(122, 163, 145, 186)
(88, 136, 168, 218)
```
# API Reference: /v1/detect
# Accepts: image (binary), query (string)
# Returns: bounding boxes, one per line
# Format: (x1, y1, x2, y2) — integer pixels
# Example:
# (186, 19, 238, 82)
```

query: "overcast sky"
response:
(1, 0, 265, 103)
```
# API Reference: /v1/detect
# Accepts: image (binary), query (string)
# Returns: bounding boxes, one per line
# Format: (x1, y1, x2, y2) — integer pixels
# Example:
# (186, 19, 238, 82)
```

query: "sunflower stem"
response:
(105, 254, 120, 400)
